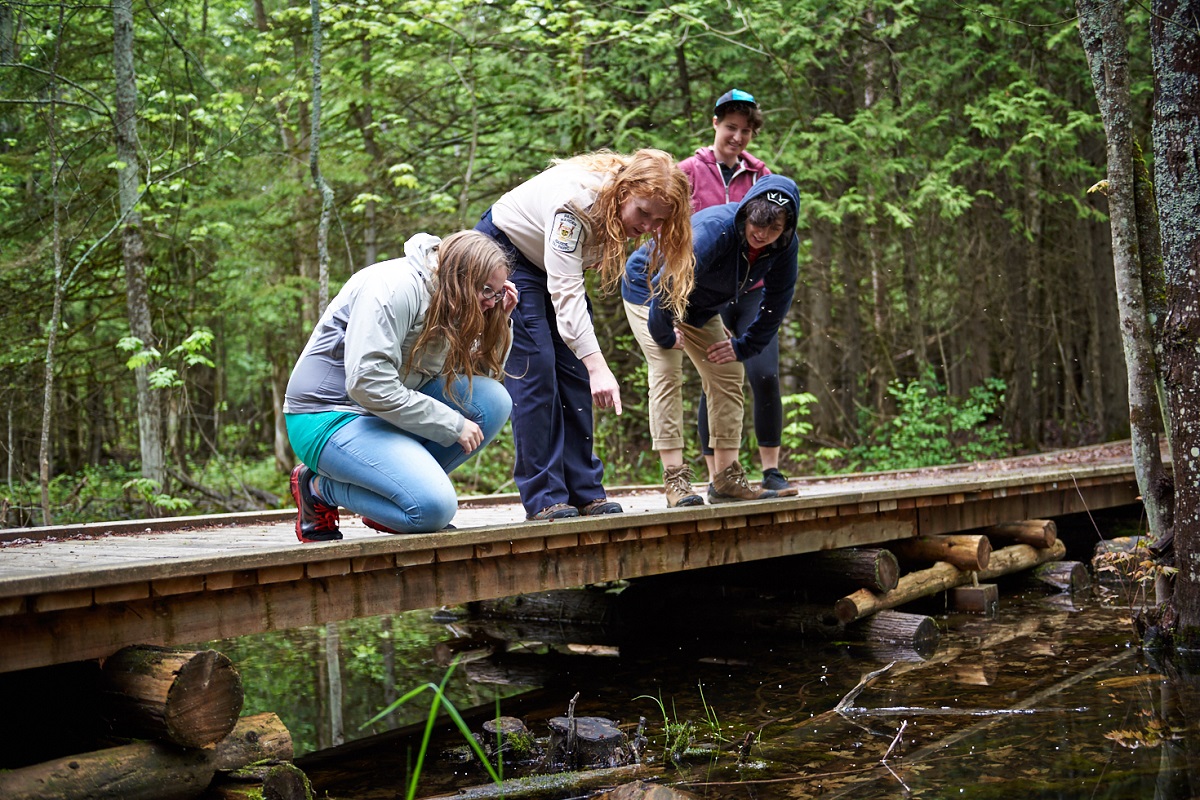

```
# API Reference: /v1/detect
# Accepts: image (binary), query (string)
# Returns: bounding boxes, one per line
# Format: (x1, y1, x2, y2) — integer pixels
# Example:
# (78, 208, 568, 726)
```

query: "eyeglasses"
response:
(480, 285, 502, 302)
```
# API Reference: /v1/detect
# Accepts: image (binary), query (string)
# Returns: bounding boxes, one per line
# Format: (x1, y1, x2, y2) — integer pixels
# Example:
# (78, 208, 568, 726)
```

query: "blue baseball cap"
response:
(714, 89, 757, 112)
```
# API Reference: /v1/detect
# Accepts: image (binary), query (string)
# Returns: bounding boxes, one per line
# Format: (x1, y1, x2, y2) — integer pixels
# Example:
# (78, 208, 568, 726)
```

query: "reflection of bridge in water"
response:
(0, 442, 1140, 674)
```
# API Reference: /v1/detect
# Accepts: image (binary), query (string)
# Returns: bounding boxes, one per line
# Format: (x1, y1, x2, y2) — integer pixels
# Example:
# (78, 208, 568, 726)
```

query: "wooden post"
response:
(888, 535, 991, 571)
(984, 520, 1057, 548)
(0, 713, 292, 800)
(804, 548, 901, 593)
(101, 645, 244, 749)
(949, 583, 1000, 615)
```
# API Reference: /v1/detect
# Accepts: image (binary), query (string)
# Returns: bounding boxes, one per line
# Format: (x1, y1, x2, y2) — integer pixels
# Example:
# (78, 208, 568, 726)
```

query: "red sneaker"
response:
(290, 465, 342, 543)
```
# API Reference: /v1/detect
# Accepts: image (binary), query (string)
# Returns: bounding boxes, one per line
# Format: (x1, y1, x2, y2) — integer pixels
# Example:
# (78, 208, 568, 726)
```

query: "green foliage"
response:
(0, 0, 1138, 524)
(122, 477, 194, 513)
(1, 464, 183, 526)
(839, 370, 1011, 472)
(635, 692, 697, 767)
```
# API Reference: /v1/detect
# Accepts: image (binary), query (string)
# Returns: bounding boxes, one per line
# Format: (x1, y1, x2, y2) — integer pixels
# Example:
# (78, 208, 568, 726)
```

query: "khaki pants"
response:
(623, 299, 745, 452)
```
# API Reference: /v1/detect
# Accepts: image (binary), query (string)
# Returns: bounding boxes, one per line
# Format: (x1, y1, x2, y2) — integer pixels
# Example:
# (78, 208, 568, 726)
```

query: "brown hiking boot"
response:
(707, 462, 798, 503)
(663, 464, 704, 508)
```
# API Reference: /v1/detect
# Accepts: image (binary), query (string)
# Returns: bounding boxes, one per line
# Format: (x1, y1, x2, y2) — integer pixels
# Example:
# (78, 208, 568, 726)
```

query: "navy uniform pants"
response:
(476, 210, 606, 516)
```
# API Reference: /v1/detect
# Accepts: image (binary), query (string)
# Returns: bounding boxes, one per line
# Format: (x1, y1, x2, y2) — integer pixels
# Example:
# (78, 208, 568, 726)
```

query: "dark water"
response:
(205, 513, 1200, 799)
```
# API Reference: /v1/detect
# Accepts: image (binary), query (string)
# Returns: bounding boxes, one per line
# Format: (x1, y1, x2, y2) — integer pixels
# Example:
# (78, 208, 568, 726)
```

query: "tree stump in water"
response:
(102, 645, 244, 748)
(547, 716, 631, 769)
(480, 716, 543, 763)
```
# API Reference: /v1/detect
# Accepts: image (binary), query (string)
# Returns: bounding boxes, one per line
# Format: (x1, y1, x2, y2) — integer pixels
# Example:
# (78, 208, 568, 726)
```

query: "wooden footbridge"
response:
(0, 443, 1140, 675)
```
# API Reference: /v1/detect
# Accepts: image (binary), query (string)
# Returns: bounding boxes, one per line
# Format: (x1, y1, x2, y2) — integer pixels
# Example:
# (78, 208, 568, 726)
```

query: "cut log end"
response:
(102, 646, 244, 749)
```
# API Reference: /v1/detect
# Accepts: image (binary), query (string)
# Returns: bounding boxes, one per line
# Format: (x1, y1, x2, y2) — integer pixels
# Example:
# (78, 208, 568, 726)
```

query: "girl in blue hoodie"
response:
(622, 175, 800, 506)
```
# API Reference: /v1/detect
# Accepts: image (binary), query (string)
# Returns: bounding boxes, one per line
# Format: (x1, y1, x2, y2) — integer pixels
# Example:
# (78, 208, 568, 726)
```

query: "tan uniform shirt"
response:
(491, 162, 607, 360)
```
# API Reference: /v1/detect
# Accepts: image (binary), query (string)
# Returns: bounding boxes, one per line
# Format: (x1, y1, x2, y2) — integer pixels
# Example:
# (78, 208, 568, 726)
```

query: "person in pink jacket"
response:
(677, 89, 771, 211)
(680, 89, 794, 493)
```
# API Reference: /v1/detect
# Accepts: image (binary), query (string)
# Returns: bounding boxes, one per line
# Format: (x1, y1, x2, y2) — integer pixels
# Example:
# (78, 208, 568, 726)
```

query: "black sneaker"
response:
(290, 465, 342, 543)
(761, 468, 792, 491)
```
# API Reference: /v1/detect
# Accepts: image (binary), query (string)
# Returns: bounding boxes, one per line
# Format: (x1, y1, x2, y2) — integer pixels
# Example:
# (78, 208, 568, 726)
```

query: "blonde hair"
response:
(410, 230, 512, 393)
(558, 149, 695, 319)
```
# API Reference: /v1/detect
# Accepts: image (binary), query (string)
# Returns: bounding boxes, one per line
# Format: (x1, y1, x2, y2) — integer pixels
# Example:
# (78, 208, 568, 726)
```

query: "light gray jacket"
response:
(284, 234, 468, 446)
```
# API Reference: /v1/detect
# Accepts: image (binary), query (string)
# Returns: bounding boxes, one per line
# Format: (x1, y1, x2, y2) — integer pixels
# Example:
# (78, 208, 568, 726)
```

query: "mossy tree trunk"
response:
(1150, 0, 1200, 645)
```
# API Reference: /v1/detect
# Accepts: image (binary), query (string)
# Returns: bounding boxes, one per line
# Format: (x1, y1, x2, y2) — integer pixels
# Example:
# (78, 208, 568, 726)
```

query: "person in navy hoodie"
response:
(622, 175, 801, 507)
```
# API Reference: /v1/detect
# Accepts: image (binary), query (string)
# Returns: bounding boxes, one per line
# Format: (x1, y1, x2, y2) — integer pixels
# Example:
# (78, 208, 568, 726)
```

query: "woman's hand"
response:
(457, 419, 484, 453)
(706, 338, 738, 365)
(671, 327, 686, 350)
(500, 281, 518, 316)
(581, 352, 622, 415)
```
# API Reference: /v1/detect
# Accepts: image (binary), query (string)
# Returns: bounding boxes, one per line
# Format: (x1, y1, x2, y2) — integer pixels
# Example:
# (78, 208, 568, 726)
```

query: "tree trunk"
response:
(1077, 0, 1171, 543)
(324, 622, 344, 747)
(355, 38, 380, 269)
(38, 11, 65, 526)
(308, 0, 332, 316)
(1150, 0, 1200, 643)
(113, 0, 165, 492)
(805, 214, 838, 435)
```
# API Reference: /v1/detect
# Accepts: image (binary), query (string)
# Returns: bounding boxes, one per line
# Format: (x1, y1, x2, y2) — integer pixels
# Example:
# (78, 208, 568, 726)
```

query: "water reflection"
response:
(205, 612, 533, 756)
(203, 586, 1200, 799)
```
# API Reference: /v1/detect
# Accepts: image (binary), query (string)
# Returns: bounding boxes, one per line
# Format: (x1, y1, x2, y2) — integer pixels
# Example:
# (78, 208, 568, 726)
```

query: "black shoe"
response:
(527, 503, 581, 521)
(291, 465, 342, 543)
(577, 499, 623, 516)
(761, 468, 791, 491)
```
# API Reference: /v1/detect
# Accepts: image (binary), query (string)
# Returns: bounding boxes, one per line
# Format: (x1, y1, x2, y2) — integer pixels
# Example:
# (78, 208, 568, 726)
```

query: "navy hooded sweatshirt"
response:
(622, 174, 800, 362)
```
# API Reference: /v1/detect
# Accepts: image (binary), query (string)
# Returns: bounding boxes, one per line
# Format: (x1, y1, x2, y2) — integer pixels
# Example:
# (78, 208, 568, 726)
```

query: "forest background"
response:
(0, 0, 1149, 527)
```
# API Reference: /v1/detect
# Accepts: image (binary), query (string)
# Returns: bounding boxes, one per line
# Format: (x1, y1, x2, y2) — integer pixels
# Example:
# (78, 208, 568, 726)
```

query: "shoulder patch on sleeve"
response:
(551, 211, 583, 253)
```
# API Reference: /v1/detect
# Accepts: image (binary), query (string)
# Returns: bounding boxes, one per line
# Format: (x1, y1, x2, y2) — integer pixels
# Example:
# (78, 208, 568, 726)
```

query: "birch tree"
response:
(37, 5, 65, 526)
(1076, 0, 1171, 543)
(113, 0, 165, 491)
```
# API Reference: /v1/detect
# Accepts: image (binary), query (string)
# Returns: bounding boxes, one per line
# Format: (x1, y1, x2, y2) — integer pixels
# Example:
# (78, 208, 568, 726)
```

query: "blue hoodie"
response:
(622, 174, 800, 362)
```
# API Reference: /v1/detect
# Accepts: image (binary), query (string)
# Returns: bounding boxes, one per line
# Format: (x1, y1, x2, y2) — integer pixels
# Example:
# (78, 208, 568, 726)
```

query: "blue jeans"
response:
(315, 376, 511, 532)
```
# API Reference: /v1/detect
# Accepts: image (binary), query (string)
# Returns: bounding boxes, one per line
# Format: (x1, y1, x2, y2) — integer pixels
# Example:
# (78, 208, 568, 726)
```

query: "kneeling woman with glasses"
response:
(284, 230, 517, 542)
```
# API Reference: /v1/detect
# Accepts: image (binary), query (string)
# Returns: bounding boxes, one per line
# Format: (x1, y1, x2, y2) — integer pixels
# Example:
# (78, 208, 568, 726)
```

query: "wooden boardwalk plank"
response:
(0, 443, 1141, 673)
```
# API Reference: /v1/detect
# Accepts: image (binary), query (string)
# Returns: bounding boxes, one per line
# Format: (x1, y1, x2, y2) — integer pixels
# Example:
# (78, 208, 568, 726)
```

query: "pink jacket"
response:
(677, 148, 772, 212)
